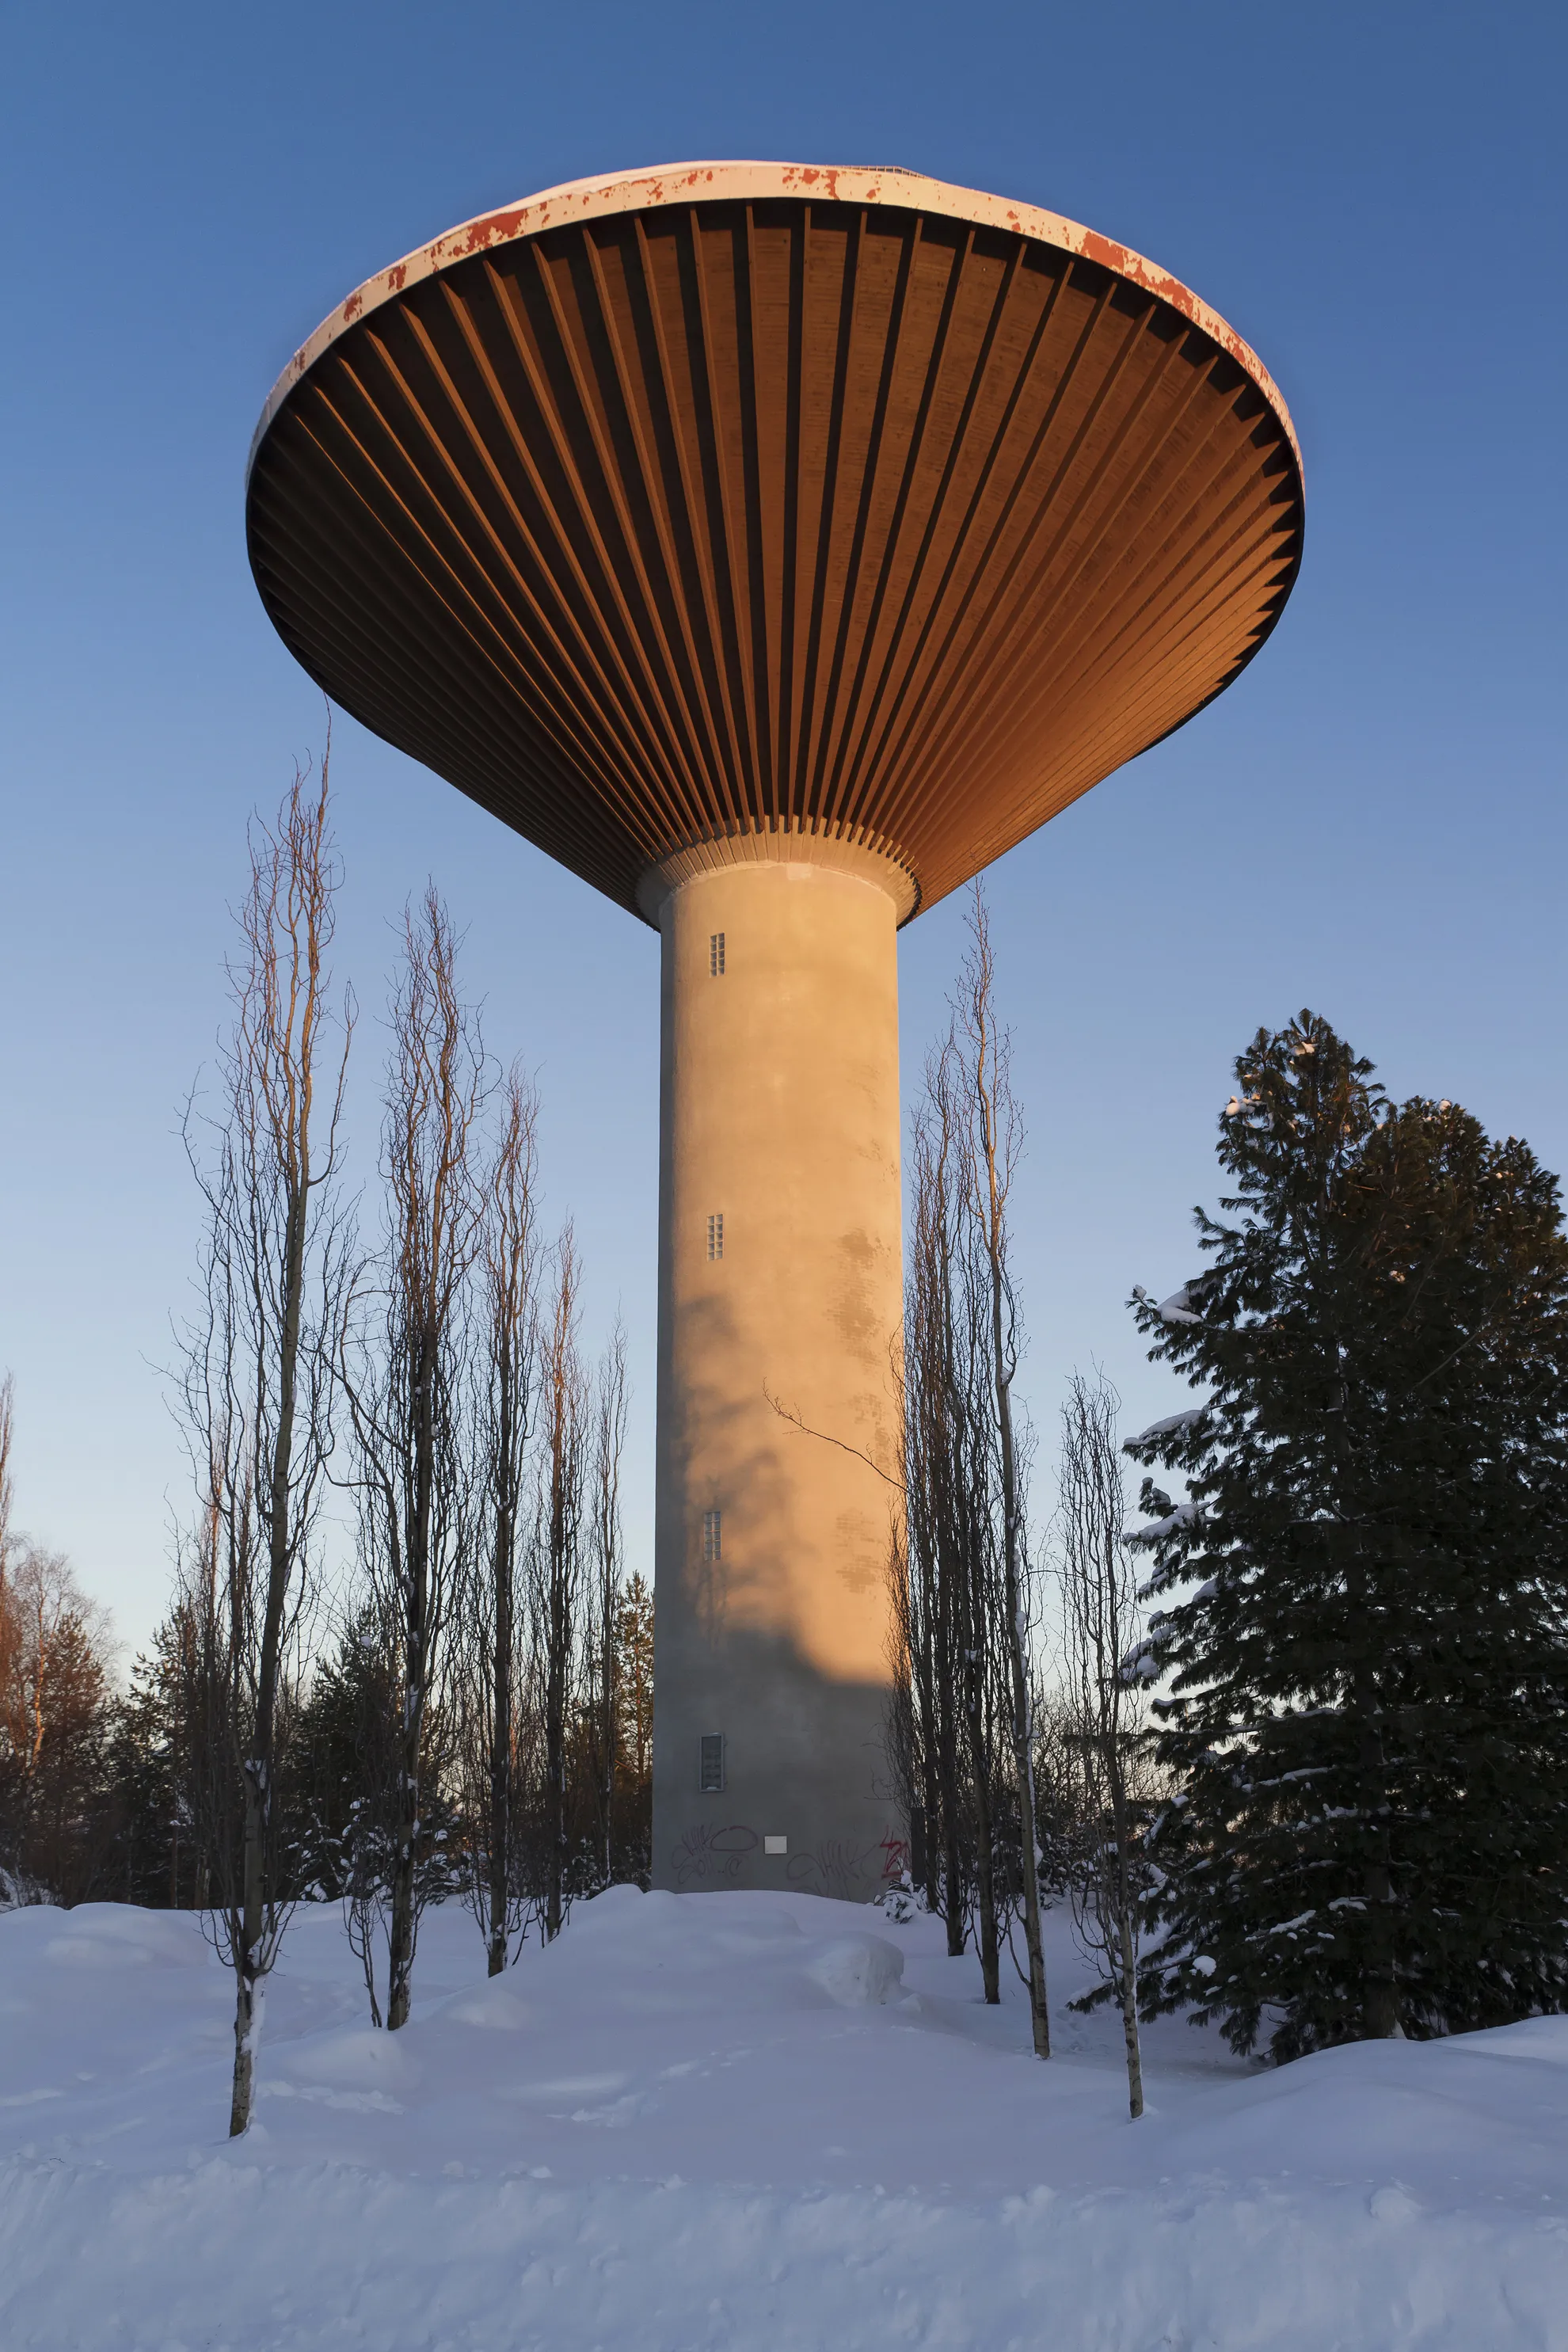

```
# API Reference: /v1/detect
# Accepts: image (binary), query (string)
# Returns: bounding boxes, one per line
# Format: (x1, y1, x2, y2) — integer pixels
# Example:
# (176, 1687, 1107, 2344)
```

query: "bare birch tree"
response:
(177, 751, 353, 2132)
(531, 1231, 586, 1942)
(1059, 1372, 1151, 2118)
(336, 1597, 407, 2027)
(953, 892, 1050, 2055)
(892, 1047, 1007, 1989)
(461, 1064, 540, 1973)
(583, 1320, 630, 1891)
(883, 1520, 929, 1909)
(176, 1437, 288, 1955)
(343, 889, 487, 2028)
(885, 898, 1051, 2038)
(892, 1069, 961, 1950)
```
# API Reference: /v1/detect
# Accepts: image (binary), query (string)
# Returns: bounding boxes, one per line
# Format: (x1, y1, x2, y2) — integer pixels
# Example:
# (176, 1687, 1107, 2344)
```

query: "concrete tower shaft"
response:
(645, 839, 906, 1894)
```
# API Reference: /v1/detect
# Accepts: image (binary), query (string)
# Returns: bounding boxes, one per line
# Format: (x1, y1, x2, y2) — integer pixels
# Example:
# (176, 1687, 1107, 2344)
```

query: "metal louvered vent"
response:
(699, 1734, 725, 1793)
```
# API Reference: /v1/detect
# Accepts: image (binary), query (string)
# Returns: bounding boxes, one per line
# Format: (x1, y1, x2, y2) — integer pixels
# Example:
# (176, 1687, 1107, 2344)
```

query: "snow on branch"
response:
(1126, 1408, 1204, 1452)
(1129, 1502, 1199, 1548)
(1132, 1282, 1206, 1326)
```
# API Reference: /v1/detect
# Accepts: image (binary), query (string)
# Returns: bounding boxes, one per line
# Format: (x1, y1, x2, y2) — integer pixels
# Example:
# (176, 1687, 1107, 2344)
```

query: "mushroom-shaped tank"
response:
(248, 163, 1302, 1902)
(247, 161, 1301, 922)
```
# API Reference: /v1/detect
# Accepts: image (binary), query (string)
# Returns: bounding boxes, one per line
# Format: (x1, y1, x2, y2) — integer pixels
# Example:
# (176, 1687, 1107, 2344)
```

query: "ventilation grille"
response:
(706, 1212, 724, 1261)
(699, 1734, 725, 1793)
(702, 1509, 722, 1563)
(710, 931, 726, 976)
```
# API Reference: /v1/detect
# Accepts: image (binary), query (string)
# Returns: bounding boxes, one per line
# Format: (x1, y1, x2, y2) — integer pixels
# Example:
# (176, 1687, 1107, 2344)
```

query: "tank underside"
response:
(246, 164, 1302, 927)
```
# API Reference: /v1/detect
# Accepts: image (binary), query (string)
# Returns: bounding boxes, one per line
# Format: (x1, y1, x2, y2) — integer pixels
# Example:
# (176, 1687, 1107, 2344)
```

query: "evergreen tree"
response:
(285, 1613, 386, 1902)
(1128, 1010, 1568, 2059)
(611, 1570, 654, 1886)
(101, 1614, 198, 1908)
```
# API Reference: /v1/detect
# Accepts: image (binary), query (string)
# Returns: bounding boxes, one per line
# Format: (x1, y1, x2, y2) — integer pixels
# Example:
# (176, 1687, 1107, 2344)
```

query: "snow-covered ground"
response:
(1, 1888, 1564, 2350)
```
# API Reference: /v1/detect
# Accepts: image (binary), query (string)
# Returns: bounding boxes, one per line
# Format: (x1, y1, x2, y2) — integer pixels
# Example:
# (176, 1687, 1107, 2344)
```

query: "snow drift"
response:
(1, 1886, 1564, 2349)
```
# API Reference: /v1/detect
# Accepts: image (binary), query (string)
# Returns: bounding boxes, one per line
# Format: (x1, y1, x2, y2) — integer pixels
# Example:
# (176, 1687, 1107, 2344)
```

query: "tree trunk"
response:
(600, 1598, 616, 1893)
(971, 1765, 999, 2002)
(963, 897, 1049, 2042)
(941, 1818, 966, 1956)
(486, 1543, 512, 1977)
(1008, 1645, 1050, 2054)
(964, 1646, 1000, 2004)
(931, 1504, 966, 1955)
(226, 1764, 268, 2133)
(486, 1418, 516, 1977)
(387, 1627, 424, 2027)
(543, 1484, 568, 1943)
(991, 1362, 1049, 2051)
(228, 1970, 263, 2137)
(387, 1845, 416, 2028)
(1106, 1764, 1144, 2116)
(1117, 1898, 1144, 2120)
(1357, 1683, 1399, 2038)
(387, 1665, 421, 2029)
(908, 1597, 940, 1920)
(227, 1186, 305, 2118)
(388, 1343, 435, 2031)
(545, 1647, 565, 1942)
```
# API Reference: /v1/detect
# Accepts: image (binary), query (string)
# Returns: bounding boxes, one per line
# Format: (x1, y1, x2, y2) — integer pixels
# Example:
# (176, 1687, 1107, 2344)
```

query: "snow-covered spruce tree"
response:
(1128, 1010, 1568, 2059)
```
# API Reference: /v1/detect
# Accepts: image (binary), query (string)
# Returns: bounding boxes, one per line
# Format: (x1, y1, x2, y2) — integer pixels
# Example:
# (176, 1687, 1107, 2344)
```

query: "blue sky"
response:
(2, 0, 1563, 1658)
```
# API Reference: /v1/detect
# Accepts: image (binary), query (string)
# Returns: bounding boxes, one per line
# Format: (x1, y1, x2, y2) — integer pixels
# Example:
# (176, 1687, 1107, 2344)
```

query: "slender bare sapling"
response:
(1060, 1372, 1149, 2118)
(343, 889, 487, 2028)
(178, 752, 353, 2132)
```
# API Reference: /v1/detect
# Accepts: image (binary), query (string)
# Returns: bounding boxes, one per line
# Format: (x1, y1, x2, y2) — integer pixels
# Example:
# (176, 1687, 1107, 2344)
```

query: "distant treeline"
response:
(0, 1402, 653, 1927)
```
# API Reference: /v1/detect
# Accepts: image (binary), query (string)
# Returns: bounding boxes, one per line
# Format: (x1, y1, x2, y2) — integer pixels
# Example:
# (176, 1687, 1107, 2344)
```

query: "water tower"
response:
(246, 163, 1303, 1901)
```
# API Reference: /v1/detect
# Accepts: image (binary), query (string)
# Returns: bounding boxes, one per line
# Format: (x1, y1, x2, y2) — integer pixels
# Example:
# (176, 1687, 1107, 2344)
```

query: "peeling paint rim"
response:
(246, 159, 1301, 485)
